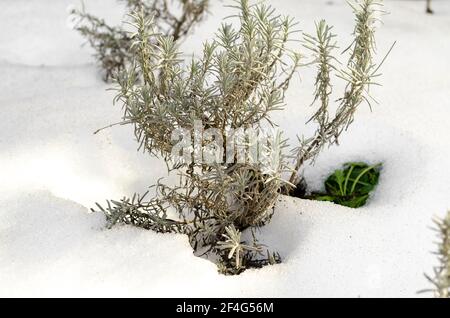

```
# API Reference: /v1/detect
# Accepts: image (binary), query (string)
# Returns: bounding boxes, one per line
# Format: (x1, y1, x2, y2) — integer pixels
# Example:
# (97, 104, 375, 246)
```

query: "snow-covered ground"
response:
(1, 0, 449, 297)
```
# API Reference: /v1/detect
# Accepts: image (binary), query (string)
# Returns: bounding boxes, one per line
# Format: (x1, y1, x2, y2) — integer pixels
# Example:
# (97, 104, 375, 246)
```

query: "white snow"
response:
(1, 0, 449, 297)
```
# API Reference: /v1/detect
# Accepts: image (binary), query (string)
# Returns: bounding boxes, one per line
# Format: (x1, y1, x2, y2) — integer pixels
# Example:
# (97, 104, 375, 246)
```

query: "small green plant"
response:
(423, 211, 450, 298)
(306, 162, 381, 208)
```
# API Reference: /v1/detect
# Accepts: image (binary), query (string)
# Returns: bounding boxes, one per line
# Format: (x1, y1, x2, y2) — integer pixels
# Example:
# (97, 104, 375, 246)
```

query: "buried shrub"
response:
(93, 0, 388, 275)
(95, 0, 299, 275)
(70, 0, 209, 81)
(305, 162, 381, 208)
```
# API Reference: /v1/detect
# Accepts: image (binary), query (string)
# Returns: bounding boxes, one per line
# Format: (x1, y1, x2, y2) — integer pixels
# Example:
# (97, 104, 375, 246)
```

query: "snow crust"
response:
(1, 0, 450, 297)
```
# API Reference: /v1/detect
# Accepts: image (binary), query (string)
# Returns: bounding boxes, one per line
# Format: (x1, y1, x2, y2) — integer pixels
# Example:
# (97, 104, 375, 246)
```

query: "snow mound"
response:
(1, 0, 450, 297)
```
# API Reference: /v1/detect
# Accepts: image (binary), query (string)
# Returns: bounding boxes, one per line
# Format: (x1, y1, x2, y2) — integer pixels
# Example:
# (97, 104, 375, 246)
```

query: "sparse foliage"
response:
(426, 0, 433, 14)
(289, 0, 390, 187)
(424, 211, 450, 298)
(71, 0, 209, 81)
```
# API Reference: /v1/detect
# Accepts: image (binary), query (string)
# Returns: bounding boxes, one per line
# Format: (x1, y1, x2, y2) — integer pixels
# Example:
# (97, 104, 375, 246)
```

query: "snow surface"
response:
(1, 0, 450, 297)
